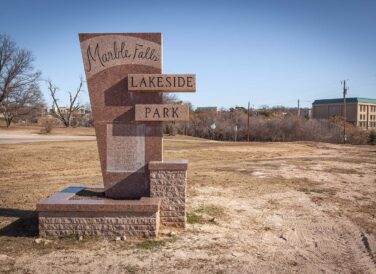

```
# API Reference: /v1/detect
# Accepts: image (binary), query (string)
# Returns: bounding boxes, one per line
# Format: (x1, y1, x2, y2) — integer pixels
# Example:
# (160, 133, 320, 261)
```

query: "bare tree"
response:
(0, 34, 43, 127)
(0, 83, 44, 127)
(163, 93, 184, 104)
(0, 34, 41, 104)
(47, 77, 84, 127)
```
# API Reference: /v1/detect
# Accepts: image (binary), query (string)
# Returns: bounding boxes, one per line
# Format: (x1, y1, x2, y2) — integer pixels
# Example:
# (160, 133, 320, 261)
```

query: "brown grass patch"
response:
(0, 135, 375, 272)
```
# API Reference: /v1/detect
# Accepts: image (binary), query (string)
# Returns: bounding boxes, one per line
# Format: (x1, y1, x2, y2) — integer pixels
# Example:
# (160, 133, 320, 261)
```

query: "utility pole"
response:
(247, 101, 250, 142)
(298, 99, 300, 116)
(342, 80, 348, 144)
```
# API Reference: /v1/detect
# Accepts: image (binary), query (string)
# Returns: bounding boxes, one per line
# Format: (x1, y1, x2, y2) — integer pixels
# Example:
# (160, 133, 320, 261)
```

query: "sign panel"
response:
(80, 34, 162, 79)
(128, 74, 196, 92)
(135, 104, 189, 121)
(106, 124, 145, 173)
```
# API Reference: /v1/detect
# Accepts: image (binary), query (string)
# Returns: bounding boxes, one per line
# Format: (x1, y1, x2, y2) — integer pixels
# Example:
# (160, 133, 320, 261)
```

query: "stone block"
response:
(128, 74, 196, 92)
(38, 186, 160, 238)
(135, 104, 189, 122)
(149, 161, 187, 228)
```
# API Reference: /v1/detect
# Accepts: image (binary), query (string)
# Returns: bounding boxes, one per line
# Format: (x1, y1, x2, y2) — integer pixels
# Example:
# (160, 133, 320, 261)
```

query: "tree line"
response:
(165, 107, 374, 145)
(0, 34, 85, 128)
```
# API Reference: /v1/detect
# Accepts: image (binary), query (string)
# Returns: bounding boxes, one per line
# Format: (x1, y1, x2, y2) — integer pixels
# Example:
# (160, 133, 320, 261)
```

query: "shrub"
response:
(167, 110, 369, 145)
(346, 126, 369, 145)
(369, 129, 376, 145)
(164, 123, 177, 136)
(39, 116, 59, 133)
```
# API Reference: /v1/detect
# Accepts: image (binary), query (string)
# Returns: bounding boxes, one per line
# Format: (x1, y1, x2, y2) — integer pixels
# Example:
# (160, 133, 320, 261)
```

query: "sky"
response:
(1, 0, 375, 109)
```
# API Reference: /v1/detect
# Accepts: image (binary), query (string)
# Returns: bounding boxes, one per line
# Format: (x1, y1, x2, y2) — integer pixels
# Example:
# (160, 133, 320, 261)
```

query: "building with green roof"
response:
(312, 97, 376, 129)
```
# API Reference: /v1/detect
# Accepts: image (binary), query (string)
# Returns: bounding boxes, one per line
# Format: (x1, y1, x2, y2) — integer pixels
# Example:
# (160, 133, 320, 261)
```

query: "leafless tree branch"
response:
(0, 34, 41, 104)
(1, 82, 44, 127)
(47, 77, 84, 127)
(0, 34, 43, 127)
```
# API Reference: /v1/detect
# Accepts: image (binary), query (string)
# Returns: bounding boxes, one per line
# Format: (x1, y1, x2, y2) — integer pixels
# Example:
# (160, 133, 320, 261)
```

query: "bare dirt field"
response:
(0, 133, 375, 273)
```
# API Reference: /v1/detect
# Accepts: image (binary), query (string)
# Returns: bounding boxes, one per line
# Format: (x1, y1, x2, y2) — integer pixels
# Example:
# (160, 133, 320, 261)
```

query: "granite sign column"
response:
(79, 33, 163, 199)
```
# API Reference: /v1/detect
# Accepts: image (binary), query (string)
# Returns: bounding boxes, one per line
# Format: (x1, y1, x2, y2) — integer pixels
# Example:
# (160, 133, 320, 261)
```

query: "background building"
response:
(195, 107, 218, 113)
(312, 97, 376, 129)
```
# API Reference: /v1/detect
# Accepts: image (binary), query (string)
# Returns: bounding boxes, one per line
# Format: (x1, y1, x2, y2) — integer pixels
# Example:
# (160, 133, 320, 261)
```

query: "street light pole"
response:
(298, 99, 300, 116)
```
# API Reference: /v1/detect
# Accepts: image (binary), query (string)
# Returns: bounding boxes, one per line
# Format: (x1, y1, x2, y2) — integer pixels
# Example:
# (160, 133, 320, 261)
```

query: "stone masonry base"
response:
(37, 160, 188, 238)
(39, 211, 159, 238)
(37, 186, 160, 238)
(149, 160, 188, 228)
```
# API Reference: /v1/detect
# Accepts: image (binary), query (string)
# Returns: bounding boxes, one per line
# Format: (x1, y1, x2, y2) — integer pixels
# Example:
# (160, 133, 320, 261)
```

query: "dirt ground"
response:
(0, 132, 375, 273)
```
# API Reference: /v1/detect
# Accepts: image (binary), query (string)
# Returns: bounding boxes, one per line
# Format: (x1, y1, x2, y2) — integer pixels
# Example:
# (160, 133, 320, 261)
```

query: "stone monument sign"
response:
(37, 33, 196, 238)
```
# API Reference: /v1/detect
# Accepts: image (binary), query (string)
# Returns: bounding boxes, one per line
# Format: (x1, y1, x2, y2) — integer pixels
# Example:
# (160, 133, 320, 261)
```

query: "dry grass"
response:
(0, 125, 95, 136)
(0, 133, 376, 273)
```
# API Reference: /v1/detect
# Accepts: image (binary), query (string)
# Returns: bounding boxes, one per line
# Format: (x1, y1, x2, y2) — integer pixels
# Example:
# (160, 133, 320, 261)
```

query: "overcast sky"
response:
(1, 0, 375, 109)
